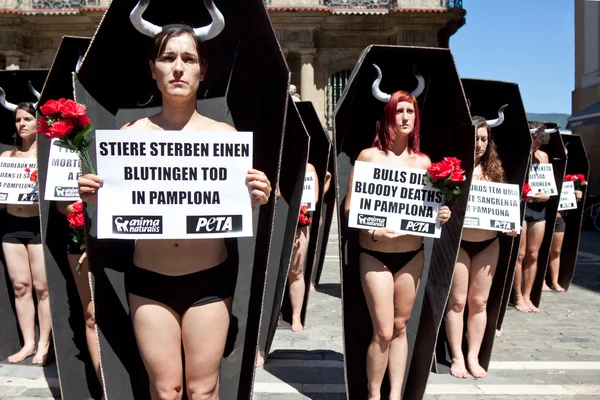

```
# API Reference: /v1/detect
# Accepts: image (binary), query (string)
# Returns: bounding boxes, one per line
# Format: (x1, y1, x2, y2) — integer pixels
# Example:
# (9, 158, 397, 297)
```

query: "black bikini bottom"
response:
(125, 257, 238, 316)
(1, 210, 41, 245)
(460, 236, 498, 259)
(359, 244, 425, 275)
(555, 215, 566, 233)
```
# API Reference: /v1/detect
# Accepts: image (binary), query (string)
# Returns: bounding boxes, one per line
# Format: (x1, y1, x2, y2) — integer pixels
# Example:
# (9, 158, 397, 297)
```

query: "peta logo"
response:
(0, 193, 7, 201)
(464, 216, 480, 227)
(357, 214, 387, 228)
(400, 219, 435, 234)
(490, 220, 515, 231)
(186, 215, 243, 234)
(112, 216, 162, 234)
(54, 186, 79, 198)
(18, 193, 38, 202)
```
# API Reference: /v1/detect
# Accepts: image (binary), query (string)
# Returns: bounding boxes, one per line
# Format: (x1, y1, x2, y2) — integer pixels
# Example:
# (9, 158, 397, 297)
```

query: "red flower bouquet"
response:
(37, 98, 95, 174)
(298, 205, 312, 227)
(424, 157, 466, 202)
(67, 201, 86, 273)
(564, 174, 587, 190)
(522, 182, 531, 202)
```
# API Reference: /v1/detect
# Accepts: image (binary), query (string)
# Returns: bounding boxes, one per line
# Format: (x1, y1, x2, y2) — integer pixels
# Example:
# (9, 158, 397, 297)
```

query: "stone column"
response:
(4, 53, 21, 70)
(299, 48, 317, 104)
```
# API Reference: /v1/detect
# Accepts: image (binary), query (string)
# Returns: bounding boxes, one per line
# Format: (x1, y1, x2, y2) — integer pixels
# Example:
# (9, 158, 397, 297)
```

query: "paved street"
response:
(2, 213, 600, 399)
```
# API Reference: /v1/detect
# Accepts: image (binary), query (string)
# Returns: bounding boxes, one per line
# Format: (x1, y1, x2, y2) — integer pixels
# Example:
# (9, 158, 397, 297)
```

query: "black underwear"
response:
(460, 236, 498, 259)
(524, 202, 546, 222)
(125, 257, 238, 316)
(359, 244, 425, 275)
(1, 210, 42, 245)
(554, 215, 566, 233)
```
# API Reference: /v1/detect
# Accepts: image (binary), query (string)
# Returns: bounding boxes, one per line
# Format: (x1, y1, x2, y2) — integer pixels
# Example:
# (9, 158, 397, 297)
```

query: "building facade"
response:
(573, 0, 600, 194)
(0, 0, 465, 128)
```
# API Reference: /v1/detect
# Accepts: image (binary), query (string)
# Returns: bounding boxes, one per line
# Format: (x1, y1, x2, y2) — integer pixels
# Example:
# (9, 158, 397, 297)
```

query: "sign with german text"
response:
(301, 171, 316, 211)
(464, 180, 521, 232)
(558, 181, 577, 211)
(348, 161, 443, 238)
(0, 157, 38, 204)
(528, 163, 558, 195)
(95, 130, 253, 239)
(44, 139, 81, 201)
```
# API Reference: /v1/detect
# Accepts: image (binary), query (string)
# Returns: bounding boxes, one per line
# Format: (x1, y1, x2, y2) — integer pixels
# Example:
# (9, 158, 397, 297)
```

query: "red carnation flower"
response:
(577, 174, 587, 185)
(564, 174, 576, 182)
(77, 113, 91, 127)
(522, 183, 531, 202)
(39, 100, 61, 116)
(60, 100, 80, 118)
(67, 211, 85, 228)
(30, 170, 38, 182)
(443, 157, 461, 168)
(427, 161, 453, 182)
(47, 119, 74, 139)
(24, 167, 30, 173)
(72, 201, 83, 213)
(450, 170, 466, 182)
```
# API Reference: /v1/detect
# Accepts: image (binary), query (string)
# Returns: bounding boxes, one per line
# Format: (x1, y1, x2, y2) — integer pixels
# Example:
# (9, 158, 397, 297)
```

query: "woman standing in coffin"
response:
(78, 1, 271, 398)
(0, 92, 52, 365)
(445, 113, 518, 379)
(344, 65, 451, 400)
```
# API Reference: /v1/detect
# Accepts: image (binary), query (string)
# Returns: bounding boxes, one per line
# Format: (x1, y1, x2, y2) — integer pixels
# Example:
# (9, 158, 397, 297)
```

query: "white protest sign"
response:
(0, 158, 38, 204)
(464, 181, 521, 232)
(348, 161, 443, 238)
(301, 171, 316, 211)
(95, 130, 253, 239)
(528, 163, 558, 195)
(558, 181, 577, 211)
(44, 139, 81, 201)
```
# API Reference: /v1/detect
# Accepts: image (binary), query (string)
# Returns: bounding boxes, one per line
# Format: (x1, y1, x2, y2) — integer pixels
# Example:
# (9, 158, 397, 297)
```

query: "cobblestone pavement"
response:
(2, 214, 600, 399)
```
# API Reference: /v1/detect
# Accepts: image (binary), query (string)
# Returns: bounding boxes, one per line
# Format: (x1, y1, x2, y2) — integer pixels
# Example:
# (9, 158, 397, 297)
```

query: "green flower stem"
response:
(79, 149, 96, 175)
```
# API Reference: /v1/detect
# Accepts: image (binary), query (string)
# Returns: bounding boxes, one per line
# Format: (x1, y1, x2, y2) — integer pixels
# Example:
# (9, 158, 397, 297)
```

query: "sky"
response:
(450, 0, 574, 114)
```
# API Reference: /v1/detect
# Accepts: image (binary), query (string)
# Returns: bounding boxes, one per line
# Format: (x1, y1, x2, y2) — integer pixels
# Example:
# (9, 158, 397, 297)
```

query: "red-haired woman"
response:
(445, 114, 518, 379)
(344, 65, 451, 400)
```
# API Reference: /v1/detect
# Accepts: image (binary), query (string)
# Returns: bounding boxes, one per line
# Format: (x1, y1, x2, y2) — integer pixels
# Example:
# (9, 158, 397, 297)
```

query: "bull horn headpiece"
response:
(130, 0, 225, 42)
(372, 63, 425, 103)
(0, 87, 18, 112)
(544, 128, 557, 133)
(28, 81, 41, 107)
(486, 104, 508, 128)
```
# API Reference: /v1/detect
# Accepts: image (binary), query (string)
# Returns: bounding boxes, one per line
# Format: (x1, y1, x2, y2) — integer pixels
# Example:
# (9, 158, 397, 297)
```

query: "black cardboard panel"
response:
(260, 98, 309, 361)
(434, 79, 532, 374)
(333, 45, 473, 400)
(74, 0, 290, 397)
(280, 101, 331, 326)
(312, 154, 335, 286)
(556, 135, 590, 290)
(36, 36, 100, 400)
(530, 124, 566, 308)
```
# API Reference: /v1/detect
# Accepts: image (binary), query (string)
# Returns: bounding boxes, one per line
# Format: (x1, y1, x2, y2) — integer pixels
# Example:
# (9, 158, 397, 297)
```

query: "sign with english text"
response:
(528, 163, 558, 196)
(44, 138, 81, 201)
(0, 157, 38, 204)
(95, 130, 253, 239)
(301, 171, 316, 211)
(464, 180, 521, 232)
(558, 181, 577, 211)
(348, 161, 443, 238)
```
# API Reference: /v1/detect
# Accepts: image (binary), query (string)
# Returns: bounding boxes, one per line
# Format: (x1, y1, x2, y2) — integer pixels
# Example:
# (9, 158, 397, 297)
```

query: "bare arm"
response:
(344, 149, 376, 217)
(306, 163, 319, 206)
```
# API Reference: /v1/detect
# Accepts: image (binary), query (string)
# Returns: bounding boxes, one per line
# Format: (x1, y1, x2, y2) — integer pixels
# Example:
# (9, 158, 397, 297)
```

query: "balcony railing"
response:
(263, 0, 463, 10)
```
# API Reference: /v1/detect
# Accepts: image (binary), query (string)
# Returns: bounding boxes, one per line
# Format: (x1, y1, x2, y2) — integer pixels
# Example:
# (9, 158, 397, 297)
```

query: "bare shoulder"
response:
(120, 117, 152, 131)
(415, 152, 432, 169)
(356, 147, 379, 163)
(306, 162, 316, 173)
(0, 150, 12, 157)
(208, 120, 237, 133)
(537, 150, 549, 163)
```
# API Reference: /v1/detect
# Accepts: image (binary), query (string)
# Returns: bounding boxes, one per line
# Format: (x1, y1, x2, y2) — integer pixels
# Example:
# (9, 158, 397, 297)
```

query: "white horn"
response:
(545, 128, 557, 133)
(194, 0, 225, 42)
(372, 64, 391, 103)
(130, 0, 162, 38)
(530, 128, 539, 134)
(0, 87, 18, 112)
(486, 104, 508, 128)
(28, 81, 41, 100)
(410, 64, 425, 98)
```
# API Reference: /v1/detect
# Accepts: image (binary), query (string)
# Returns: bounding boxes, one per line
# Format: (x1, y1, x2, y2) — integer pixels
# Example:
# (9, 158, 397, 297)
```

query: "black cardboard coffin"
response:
(74, 0, 289, 398)
(311, 154, 336, 286)
(434, 79, 531, 373)
(36, 36, 100, 399)
(333, 45, 473, 400)
(0, 69, 48, 361)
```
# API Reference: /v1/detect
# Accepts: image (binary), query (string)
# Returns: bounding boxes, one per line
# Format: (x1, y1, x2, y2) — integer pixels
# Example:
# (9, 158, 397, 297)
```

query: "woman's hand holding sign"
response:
(371, 228, 406, 242)
(246, 168, 271, 208)
(78, 174, 103, 204)
(438, 205, 451, 224)
(528, 191, 549, 203)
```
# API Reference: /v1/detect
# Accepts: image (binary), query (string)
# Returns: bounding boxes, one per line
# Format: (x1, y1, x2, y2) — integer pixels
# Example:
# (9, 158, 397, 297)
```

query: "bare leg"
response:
(466, 239, 499, 379)
(183, 299, 231, 400)
(513, 223, 530, 313)
(494, 329, 502, 338)
(445, 249, 470, 379)
(288, 226, 309, 332)
(523, 220, 546, 312)
(68, 254, 101, 379)
(3, 242, 36, 363)
(360, 252, 395, 400)
(129, 294, 184, 400)
(388, 251, 425, 400)
(549, 231, 565, 292)
(256, 350, 265, 368)
(28, 244, 52, 365)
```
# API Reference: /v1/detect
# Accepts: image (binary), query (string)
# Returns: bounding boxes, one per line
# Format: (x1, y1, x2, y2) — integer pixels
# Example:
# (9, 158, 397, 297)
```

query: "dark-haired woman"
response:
(344, 85, 451, 399)
(78, 6, 271, 399)
(513, 124, 551, 313)
(445, 117, 517, 379)
(0, 103, 52, 365)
